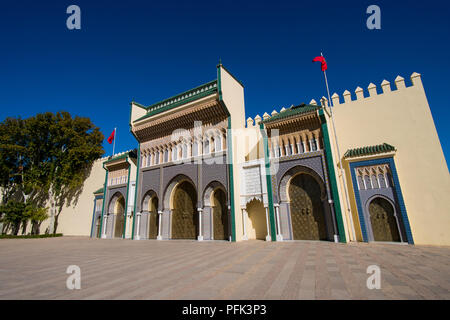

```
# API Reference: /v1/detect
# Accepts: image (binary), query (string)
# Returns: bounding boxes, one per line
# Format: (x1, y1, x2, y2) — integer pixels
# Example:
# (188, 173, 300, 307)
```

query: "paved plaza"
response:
(0, 237, 449, 300)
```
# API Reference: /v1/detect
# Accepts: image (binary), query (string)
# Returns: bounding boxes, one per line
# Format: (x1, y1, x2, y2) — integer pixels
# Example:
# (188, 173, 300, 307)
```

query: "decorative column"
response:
(197, 208, 203, 241)
(188, 139, 192, 158)
(157, 210, 163, 240)
(101, 214, 108, 238)
(284, 139, 289, 156)
(289, 136, 295, 156)
(328, 199, 339, 243)
(264, 206, 271, 241)
(295, 135, 301, 154)
(198, 136, 203, 155)
(168, 144, 172, 162)
(301, 135, 307, 153)
(274, 204, 283, 241)
(222, 130, 227, 150)
(135, 211, 141, 240)
(241, 208, 248, 240)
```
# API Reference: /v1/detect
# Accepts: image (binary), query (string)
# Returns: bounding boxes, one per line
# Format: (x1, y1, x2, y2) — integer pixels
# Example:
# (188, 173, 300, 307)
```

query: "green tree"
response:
(0, 200, 26, 235)
(45, 112, 104, 234)
(23, 204, 48, 235)
(0, 118, 27, 202)
(0, 112, 104, 234)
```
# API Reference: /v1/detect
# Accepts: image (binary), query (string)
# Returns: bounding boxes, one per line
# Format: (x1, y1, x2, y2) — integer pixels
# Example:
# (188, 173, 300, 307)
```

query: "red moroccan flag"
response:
(107, 129, 115, 144)
(312, 56, 328, 71)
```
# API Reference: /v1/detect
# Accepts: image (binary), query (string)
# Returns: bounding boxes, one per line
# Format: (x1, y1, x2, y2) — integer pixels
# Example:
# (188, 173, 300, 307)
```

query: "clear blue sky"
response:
(0, 0, 449, 166)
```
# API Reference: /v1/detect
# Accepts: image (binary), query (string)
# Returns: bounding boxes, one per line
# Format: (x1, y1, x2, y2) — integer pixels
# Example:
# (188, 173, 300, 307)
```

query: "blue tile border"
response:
(349, 157, 414, 244)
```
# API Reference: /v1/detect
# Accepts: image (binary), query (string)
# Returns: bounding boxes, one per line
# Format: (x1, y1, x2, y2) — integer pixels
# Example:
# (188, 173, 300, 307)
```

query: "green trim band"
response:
(99, 168, 109, 239)
(217, 64, 223, 101)
(262, 104, 320, 124)
(123, 159, 132, 239)
(318, 109, 347, 243)
(260, 123, 277, 241)
(133, 80, 218, 123)
(103, 154, 128, 165)
(344, 143, 396, 158)
(227, 117, 236, 242)
(131, 143, 141, 240)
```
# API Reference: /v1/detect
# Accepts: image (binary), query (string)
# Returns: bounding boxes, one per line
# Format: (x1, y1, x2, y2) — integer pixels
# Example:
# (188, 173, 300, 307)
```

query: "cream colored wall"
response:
(9, 158, 105, 236)
(125, 160, 137, 239)
(130, 102, 147, 124)
(325, 72, 450, 246)
(53, 158, 106, 236)
(219, 65, 248, 241)
(243, 117, 265, 161)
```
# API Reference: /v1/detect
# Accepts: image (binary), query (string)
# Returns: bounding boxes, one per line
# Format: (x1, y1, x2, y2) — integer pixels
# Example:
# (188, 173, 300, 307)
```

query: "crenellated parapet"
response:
(244, 73, 424, 135)
(316, 72, 422, 106)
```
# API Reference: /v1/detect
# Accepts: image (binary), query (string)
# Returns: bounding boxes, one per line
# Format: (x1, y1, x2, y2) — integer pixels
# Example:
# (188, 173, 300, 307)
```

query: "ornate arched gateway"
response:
(212, 188, 228, 240)
(368, 197, 401, 242)
(288, 173, 327, 240)
(246, 198, 268, 240)
(108, 192, 126, 238)
(203, 181, 229, 240)
(171, 180, 198, 239)
(142, 190, 159, 239)
(278, 165, 333, 241)
(95, 216, 102, 238)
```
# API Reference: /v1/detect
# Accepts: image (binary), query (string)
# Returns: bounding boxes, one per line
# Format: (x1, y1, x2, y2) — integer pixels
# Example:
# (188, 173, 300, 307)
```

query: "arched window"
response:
(164, 149, 169, 163)
(204, 139, 210, 154)
(172, 146, 177, 161)
(385, 173, 392, 187)
(182, 143, 187, 158)
(371, 175, 379, 189)
(357, 175, 365, 190)
(364, 175, 372, 189)
(192, 140, 198, 157)
(378, 174, 386, 188)
(215, 135, 222, 152)
(155, 151, 159, 164)
(311, 139, 317, 151)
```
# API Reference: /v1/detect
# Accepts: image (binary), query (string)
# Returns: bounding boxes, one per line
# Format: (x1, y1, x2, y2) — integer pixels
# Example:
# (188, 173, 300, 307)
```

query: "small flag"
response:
(107, 129, 115, 144)
(312, 56, 328, 71)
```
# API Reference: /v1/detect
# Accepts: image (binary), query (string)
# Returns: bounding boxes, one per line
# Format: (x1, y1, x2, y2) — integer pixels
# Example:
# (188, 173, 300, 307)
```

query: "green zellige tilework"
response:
(262, 104, 320, 123)
(344, 143, 396, 158)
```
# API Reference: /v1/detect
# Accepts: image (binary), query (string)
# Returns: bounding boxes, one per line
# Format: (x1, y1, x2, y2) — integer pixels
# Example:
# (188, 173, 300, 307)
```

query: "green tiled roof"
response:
(133, 80, 218, 123)
(344, 143, 396, 158)
(93, 187, 104, 195)
(262, 103, 320, 123)
(103, 149, 137, 165)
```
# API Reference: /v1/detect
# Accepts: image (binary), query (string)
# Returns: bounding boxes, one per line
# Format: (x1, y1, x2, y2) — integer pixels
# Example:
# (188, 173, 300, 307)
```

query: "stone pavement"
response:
(0, 237, 449, 300)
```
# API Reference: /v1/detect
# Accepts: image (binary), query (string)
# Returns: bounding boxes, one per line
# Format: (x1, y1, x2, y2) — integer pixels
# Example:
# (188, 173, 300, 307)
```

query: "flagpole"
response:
(112, 127, 116, 156)
(320, 53, 356, 242)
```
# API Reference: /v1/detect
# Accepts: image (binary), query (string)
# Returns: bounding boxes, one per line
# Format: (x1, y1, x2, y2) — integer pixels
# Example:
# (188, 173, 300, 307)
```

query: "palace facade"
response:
(28, 64, 450, 246)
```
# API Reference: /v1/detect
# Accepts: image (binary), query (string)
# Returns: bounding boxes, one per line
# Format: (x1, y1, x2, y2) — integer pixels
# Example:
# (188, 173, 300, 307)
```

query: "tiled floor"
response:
(0, 237, 449, 299)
